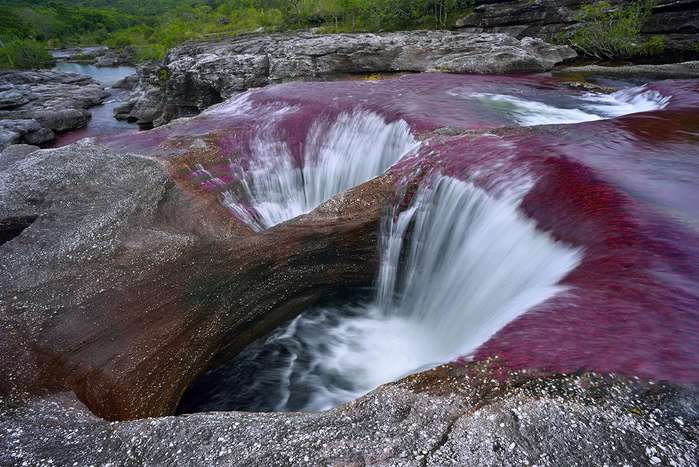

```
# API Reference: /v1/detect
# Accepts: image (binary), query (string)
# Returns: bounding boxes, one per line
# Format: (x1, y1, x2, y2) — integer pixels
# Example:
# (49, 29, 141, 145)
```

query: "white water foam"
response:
(470, 85, 670, 126)
(221, 110, 419, 231)
(183, 176, 582, 413)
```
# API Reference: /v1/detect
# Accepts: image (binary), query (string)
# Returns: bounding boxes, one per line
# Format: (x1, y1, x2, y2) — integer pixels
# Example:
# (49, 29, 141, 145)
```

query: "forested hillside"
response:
(0, 0, 474, 67)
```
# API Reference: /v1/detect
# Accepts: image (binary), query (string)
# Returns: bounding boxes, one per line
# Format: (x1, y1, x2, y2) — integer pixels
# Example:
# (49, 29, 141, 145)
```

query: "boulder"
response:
(0, 70, 109, 150)
(112, 72, 140, 91)
(0, 144, 40, 168)
(456, 0, 699, 60)
(116, 31, 576, 127)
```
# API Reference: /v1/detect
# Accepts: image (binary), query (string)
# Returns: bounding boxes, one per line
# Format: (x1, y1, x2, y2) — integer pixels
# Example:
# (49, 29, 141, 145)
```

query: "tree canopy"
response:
(0, 0, 475, 67)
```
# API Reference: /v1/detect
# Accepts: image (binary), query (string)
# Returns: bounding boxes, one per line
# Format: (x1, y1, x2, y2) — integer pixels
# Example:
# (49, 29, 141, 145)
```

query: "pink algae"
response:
(100, 73, 699, 385)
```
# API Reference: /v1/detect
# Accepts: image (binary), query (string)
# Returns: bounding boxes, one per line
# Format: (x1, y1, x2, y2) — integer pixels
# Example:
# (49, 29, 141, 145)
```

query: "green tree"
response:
(570, 0, 663, 60)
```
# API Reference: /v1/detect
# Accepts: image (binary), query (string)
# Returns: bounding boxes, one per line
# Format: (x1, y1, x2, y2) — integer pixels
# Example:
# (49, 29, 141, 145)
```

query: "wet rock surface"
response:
(0, 140, 394, 420)
(116, 31, 576, 127)
(1, 71, 698, 464)
(1, 365, 697, 466)
(0, 70, 109, 150)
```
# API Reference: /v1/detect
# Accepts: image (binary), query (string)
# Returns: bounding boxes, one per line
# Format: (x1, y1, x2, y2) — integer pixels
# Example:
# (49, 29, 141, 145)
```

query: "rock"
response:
(22, 127, 54, 145)
(1, 70, 697, 464)
(1, 367, 696, 466)
(0, 140, 394, 420)
(456, 0, 699, 61)
(0, 128, 19, 151)
(112, 72, 139, 91)
(50, 46, 135, 66)
(0, 90, 29, 109)
(0, 144, 40, 168)
(117, 30, 575, 127)
(0, 70, 108, 150)
(557, 59, 699, 76)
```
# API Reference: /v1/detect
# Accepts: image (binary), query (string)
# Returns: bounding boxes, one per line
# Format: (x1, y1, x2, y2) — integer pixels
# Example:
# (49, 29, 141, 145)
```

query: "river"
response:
(50, 63, 139, 147)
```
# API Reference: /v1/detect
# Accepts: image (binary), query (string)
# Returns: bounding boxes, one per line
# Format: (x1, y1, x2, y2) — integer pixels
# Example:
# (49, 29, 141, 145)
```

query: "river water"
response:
(50, 63, 138, 147)
(171, 76, 698, 414)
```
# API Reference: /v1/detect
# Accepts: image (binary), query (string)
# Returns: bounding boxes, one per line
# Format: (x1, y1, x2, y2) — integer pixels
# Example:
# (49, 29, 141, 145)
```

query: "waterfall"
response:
(221, 110, 419, 231)
(179, 175, 583, 414)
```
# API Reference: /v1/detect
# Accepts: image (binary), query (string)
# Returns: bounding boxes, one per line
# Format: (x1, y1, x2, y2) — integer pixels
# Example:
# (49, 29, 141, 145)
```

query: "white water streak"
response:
(218, 176, 583, 413)
(221, 110, 418, 230)
(471, 85, 669, 126)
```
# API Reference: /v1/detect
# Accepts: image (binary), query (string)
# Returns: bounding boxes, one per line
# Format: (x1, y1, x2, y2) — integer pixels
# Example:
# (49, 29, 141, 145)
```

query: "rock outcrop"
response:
(1, 366, 697, 466)
(0, 70, 109, 151)
(50, 46, 136, 66)
(0, 139, 395, 420)
(114, 30, 576, 127)
(456, 0, 699, 61)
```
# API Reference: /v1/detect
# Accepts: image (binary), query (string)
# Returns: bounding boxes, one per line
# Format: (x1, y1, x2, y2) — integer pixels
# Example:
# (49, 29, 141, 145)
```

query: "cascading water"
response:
(467, 85, 670, 126)
(179, 176, 582, 414)
(221, 110, 418, 231)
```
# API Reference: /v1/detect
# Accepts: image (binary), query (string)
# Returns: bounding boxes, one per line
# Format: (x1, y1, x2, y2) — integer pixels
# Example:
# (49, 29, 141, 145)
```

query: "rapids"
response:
(179, 176, 582, 413)
(99, 73, 699, 414)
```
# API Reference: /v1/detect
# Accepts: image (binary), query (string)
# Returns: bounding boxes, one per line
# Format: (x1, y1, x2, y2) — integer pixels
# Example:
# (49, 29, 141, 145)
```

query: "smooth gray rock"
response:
(113, 72, 140, 91)
(22, 127, 54, 145)
(117, 31, 576, 127)
(0, 129, 19, 151)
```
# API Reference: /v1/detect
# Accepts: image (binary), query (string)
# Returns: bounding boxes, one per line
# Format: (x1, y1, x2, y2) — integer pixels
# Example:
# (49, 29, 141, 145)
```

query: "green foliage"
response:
(0, 35, 55, 70)
(0, 0, 477, 64)
(570, 0, 664, 60)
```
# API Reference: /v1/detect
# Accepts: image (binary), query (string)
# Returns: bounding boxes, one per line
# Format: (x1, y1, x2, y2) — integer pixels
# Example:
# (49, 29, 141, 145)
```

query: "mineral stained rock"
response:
(2, 70, 698, 466)
(0, 140, 394, 421)
(115, 30, 576, 127)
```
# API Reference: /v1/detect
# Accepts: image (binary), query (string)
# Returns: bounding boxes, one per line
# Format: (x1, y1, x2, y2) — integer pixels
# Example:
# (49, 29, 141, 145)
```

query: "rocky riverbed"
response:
(0, 70, 109, 153)
(1, 31, 698, 466)
(114, 30, 576, 128)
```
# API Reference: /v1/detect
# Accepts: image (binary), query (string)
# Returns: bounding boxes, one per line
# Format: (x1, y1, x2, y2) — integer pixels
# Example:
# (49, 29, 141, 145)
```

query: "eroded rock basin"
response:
(1, 72, 698, 465)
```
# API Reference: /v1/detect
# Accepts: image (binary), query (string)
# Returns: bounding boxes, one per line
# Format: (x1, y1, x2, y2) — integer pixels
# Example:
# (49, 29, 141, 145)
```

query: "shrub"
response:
(570, 0, 664, 60)
(0, 36, 55, 69)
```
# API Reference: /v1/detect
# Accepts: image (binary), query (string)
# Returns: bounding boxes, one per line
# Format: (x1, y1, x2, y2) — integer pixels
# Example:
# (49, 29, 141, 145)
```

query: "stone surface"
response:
(556, 59, 699, 76)
(0, 89, 29, 109)
(49, 45, 135, 66)
(1, 366, 697, 466)
(116, 30, 576, 127)
(456, 0, 699, 61)
(0, 70, 109, 150)
(0, 144, 40, 168)
(1, 70, 698, 465)
(0, 140, 395, 420)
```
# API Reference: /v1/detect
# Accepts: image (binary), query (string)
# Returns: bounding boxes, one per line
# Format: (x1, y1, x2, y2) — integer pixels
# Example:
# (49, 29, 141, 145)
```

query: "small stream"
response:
(50, 63, 139, 147)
